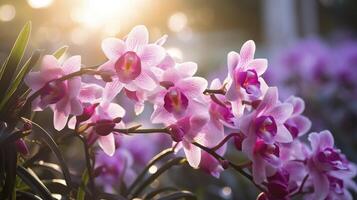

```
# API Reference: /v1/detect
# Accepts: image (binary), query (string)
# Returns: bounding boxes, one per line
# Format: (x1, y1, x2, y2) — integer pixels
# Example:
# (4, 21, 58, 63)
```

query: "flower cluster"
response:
(25, 26, 356, 199)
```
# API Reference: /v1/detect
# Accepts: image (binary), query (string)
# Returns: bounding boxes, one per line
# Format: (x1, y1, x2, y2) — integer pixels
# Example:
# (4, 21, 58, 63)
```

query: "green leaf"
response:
(0, 50, 41, 112)
(23, 118, 72, 191)
(32, 161, 63, 176)
(16, 166, 53, 200)
(156, 191, 197, 200)
(16, 191, 43, 200)
(0, 143, 17, 199)
(52, 46, 68, 59)
(97, 192, 127, 200)
(0, 22, 31, 101)
(76, 169, 89, 200)
(42, 179, 68, 195)
(127, 148, 174, 195)
(130, 157, 186, 198)
(143, 187, 178, 200)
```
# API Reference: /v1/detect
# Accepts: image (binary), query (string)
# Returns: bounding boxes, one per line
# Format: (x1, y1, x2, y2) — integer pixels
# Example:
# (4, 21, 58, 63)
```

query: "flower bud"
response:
(220, 160, 229, 169)
(94, 119, 116, 136)
(15, 139, 29, 156)
(169, 124, 185, 142)
(233, 132, 246, 151)
(100, 72, 113, 82)
(76, 103, 99, 123)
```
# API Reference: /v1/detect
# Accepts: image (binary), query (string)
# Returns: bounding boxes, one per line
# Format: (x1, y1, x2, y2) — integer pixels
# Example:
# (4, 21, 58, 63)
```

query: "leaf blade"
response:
(0, 22, 31, 100)
(53, 46, 68, 59)
(0, 50, 41, 112)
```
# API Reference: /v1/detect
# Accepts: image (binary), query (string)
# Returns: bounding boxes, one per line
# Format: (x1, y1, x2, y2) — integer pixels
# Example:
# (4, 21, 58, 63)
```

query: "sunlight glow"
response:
(27, 0, 54, 9)
(72, 0, 145, 31)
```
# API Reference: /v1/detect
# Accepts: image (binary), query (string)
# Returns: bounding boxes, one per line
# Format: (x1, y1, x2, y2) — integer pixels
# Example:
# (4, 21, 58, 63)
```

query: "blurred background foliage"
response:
(0, 0, 356, 199)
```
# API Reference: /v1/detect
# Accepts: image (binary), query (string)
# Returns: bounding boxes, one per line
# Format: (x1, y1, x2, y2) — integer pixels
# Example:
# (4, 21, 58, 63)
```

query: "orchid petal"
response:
(240, 40, 255, 65)
(101, 38, 126, 60)
(98, 134, 115, 156)
(246, 59, 267, 76)
(139, 44, 166, 66)
(63, 55, 81, 74)
(183, 142, 201, 168)
(125, 25, 149, 51)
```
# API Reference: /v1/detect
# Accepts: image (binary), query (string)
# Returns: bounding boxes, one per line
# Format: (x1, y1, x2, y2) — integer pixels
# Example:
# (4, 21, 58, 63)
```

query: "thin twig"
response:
(290, 174, 309, 197)
(210, 133, 242, 151)
(114, 127, 170, 135)
(192, 142, 267, 193)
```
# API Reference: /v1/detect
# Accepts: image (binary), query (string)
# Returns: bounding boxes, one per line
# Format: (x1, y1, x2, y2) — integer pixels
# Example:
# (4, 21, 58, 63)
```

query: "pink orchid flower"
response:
(208, 78, 235, 128)
(225, 40, 269, 117)
(25, 55, 83, 130)
(197, 121, 226, 178)
(69, 80, 125, 156)
(150, 62, 208, 124)
(239, 87, 294, 183)
(305, 131, 357, 200)
(100, 25, 165, 92)
(169, 115, 209, 168)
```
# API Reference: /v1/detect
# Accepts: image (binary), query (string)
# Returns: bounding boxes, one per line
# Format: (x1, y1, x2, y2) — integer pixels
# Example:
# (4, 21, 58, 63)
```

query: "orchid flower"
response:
(150, 62, 208, 124)
(25, 55, 83, 130)
(305, 131, 357, 200)
(100, 25, 166, 92)
(225, 40, 269, 117)
(239, 87, 294, 183)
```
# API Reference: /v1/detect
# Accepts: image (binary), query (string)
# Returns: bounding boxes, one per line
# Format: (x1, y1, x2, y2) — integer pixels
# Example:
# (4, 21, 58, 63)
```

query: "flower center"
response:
(40, 80, 67, 105)
(254, 115, 277, 143)
(164, 87, 189, 115)
(115, 51, 141, 83)
(236, 69, 260, 94)
(317, 148, 349, 171)
(328, 176, 344, 194)
(254, 139, 280, 166)
(284, 123, 299, 139)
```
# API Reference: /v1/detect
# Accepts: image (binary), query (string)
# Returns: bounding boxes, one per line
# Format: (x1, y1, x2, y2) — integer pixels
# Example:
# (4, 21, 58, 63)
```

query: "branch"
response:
(290, 174, 309, 197)
(192, 142, 267, 193)
(210, 133, 242, 151)
(114, 127, 170, 135)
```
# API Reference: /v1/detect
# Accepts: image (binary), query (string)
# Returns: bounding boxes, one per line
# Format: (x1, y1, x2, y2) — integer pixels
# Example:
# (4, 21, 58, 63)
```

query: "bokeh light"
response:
(167, 47, 183, 61)
(0, 4, 16, 22)
(27, 0, 54, 9)
(168, 12, 188, 32)
(221, 186, 232, 198)
(148, 165, 158, 174)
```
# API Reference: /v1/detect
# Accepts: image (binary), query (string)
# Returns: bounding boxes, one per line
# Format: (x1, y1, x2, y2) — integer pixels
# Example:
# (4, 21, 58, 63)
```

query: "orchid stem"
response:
(192, 142, 267, 193)
(114, 127, 170, 135)
(210, 133, 242, 151)
(290, 174, 309, 197)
